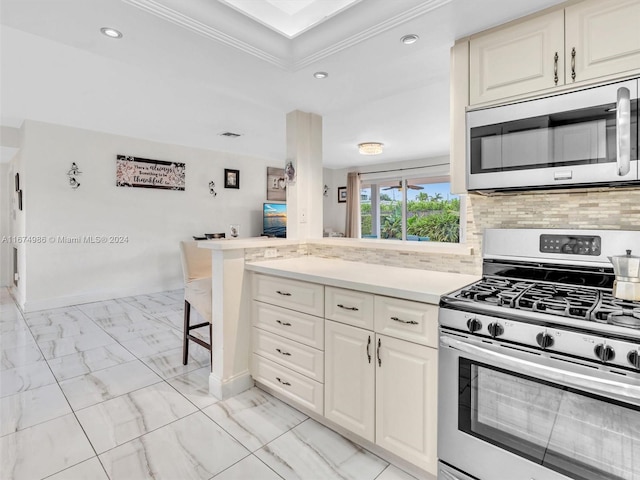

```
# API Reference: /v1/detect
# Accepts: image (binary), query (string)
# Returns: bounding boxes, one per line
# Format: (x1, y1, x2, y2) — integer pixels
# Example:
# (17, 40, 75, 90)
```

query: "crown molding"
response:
(123, 0, 451, 71)
(123, 0, 292, 70)
(291, 0, 451, 69)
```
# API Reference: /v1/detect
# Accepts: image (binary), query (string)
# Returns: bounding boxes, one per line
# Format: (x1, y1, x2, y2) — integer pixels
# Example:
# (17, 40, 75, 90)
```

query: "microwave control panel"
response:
(539, 235, 601, 256)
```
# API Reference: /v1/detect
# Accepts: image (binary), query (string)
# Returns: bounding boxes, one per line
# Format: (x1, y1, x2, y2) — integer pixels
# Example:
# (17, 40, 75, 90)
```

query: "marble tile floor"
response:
(0, 288, 420, 480)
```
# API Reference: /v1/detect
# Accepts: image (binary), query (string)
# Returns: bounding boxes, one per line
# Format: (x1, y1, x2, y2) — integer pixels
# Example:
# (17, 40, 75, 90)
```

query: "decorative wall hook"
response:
(209, 181, 217, 196)
(67, 162, 81, 189)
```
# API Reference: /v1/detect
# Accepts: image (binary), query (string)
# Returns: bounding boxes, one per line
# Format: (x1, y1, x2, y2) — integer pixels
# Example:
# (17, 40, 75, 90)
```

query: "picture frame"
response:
(225, 169, 240, 189)
(338, 186, 347, 203)
(266, 167, 286, 201)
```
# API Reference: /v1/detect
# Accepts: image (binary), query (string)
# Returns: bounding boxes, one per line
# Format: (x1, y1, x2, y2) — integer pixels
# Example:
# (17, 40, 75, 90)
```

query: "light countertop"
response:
(245, 256, 481, 304)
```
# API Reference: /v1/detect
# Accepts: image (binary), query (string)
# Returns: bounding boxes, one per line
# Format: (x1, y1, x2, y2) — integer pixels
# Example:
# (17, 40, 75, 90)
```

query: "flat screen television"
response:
(263, 203, 286, 238)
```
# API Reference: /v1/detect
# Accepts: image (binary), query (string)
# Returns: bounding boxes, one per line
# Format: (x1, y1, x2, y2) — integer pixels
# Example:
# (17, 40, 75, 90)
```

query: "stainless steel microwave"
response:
(466, 78, 639, 191)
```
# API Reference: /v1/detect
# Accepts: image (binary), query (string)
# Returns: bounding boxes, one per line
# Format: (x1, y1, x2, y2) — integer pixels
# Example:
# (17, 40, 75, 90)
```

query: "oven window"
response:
(459, 359, 640, 480)
(469, 100, 638, 174)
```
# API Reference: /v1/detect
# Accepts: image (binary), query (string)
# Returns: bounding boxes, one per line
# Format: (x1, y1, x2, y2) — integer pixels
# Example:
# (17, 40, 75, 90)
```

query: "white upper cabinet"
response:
(565, 0, 640, 83)
(468, 0, 640, 106)
(469, 10, 565, 105)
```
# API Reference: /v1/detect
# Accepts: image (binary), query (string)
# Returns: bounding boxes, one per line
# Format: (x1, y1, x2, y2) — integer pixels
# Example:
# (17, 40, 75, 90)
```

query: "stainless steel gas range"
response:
(437, 229, 640, 480)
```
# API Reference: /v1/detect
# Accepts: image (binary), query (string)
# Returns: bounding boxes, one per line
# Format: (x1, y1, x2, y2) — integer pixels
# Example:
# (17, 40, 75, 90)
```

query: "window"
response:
(360, 174, 463, 243)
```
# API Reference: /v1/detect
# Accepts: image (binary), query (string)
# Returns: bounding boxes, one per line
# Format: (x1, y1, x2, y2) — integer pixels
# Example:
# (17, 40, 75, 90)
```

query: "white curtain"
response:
(345, 172, 361, 238)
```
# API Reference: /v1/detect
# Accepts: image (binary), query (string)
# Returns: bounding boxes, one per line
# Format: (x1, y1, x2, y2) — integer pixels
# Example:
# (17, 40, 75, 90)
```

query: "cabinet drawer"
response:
(253, 274, 324, 317)
(252, 301, 324, 349)
(325, 287, 374, 330)
(252, 354, 323, 415)
(252, 328, 324, 382)
(374, 296, 438, 348)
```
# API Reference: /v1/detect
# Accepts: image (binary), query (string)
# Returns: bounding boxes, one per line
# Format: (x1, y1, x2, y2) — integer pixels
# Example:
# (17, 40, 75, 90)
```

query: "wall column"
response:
(286, 110, 323, 240)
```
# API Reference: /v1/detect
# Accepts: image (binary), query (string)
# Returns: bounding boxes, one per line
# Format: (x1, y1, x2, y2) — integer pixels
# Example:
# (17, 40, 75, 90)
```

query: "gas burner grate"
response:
(593, 292, 640, 329)
(456, 277, 533, 308)
(516, 284, 598, 319)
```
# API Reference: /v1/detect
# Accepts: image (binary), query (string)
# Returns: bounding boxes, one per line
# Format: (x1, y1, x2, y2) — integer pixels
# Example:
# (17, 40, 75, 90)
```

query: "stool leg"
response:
(183, 300, 191, 365)
(209, 323, 212, 366)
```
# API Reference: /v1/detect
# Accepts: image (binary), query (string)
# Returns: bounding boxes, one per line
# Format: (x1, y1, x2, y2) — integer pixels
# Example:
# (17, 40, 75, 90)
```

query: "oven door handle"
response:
(441, 336, 640, 404)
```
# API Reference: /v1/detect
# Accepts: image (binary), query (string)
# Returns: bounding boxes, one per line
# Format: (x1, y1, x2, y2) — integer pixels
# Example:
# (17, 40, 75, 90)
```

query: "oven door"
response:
(467, 78, 639, 191)
(438, 331, 640, 480)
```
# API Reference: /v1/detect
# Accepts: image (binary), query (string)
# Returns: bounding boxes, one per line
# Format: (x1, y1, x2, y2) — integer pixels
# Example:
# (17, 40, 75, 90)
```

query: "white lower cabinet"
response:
(324, 320, 438, 474)
(324, 320, 375, 442)
(375, 335, 438, 473)
(252, 277, 439, 475)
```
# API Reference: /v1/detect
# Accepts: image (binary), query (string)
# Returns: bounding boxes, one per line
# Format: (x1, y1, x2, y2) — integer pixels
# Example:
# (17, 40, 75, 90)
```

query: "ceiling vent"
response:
(218, 131, 242, 138)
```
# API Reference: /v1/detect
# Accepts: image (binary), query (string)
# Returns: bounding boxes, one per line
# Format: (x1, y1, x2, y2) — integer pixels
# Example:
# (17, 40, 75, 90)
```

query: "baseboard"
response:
(209, 370, 254, 400)
(22, 281, 184, 312)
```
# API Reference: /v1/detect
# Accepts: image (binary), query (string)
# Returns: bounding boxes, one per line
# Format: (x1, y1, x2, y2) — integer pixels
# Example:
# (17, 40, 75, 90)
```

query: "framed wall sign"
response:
(225, 169, 240, 189)
(116, 155, 185, 190)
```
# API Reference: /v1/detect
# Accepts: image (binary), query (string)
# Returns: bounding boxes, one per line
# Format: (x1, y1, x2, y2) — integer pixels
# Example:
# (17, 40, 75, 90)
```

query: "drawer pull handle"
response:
(276, 320, 292, 326)
(276, 290, 292, 296)
(276, 377, 291, 386)
(377, 338, 382, 367)
(337, 304, 359, 311)
(276, 348, 291, 356)
(571, 47, 576, 82)
(391, 316, 419, 325)
(366, 335, 371, 364)
(553, 51, 558, 85)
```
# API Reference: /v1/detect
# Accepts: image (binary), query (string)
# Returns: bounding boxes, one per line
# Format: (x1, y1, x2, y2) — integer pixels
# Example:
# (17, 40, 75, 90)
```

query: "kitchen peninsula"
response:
(199, 238, 479, 476)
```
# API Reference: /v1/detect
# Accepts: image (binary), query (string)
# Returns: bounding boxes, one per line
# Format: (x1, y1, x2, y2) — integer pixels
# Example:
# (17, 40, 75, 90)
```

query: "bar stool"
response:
(179, 241, 212, 365)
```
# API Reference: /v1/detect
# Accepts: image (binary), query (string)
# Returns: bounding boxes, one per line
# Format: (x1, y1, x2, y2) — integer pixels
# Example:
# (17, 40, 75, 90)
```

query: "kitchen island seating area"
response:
(0, 288, 420, 480)
(179, 241, 213, 365)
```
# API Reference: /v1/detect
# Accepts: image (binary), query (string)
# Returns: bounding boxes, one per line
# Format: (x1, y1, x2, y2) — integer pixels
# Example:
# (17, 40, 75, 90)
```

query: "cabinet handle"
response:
(553, 52, 558, 85)
(377, 338, 382, 367)
(276, 377, 291, 386)
(571, 47, 576, 82)
(276, 290, 292, 296)
(367, 335, 372, 364)
(276, 320, 292, 326)
(391, 316, 419, 325)
(337, 304, 359, 311)
(276, 348, 291, 356)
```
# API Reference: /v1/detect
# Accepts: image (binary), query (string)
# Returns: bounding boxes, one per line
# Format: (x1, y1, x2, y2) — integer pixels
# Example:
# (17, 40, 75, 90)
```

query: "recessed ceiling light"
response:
(358, 142, 384, 155)
(100, 27, 123, 39)
(313, 71, 329, 79)
(400, 34, 419, 45)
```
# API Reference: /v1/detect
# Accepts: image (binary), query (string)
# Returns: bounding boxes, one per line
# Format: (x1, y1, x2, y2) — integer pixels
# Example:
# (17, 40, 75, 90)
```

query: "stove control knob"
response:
(488, 322, 504, 338)
(536, 332, 554, 349)
(466, 318, 482, 333)
(594, 344, 615, 363)
(628, 351, 640, 370)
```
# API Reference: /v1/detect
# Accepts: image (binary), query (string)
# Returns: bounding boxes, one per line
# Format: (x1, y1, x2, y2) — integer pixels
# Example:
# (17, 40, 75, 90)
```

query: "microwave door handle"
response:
(440, 336, 640, 404)
(617, 86, 631, 176)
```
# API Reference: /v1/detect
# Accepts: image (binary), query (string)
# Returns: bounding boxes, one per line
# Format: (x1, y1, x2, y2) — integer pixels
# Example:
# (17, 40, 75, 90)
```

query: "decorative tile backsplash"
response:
(246, 187, 640, 275)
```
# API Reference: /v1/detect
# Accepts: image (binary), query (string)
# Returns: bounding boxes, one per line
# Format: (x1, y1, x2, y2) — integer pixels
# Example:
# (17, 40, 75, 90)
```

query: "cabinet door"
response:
(375, 335, 438, 474)
(469, 10, 564, 105)
(324, 320, 375, 442)
(566, 0, 640, 83)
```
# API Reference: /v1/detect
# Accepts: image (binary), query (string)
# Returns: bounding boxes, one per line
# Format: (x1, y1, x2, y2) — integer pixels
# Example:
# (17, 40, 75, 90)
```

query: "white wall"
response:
(20, 120, 276, 311)
(322, 167, 348, 235)
(0, 163, 11, 286)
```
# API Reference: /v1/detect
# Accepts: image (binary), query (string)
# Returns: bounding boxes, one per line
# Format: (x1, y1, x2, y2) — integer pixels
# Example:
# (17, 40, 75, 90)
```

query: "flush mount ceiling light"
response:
(400, 34, 419, 45)
(313, 71, 329, 79)
(358, 142, 384, 155)
(100, 27, 123, 39)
